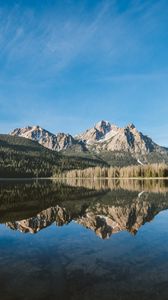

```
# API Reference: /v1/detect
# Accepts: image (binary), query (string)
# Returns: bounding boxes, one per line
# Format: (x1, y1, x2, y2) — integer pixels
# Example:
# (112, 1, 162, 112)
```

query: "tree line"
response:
(54, 163, 168, 178)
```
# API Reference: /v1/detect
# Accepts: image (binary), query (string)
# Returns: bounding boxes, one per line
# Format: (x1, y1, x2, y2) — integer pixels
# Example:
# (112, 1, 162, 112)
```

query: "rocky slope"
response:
(5, 192, 168, 239)
(7, 205, 71, 234)
(10, 120, 168, 164)
(10, 125, 82, 152)
(76, 120, 114, 143)
(1, 179, 168, 239)
(76, 121, 165, 156)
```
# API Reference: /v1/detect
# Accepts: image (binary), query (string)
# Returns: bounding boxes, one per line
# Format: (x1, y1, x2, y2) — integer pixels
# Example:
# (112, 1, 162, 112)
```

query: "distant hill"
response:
(0, 134, 106, 178)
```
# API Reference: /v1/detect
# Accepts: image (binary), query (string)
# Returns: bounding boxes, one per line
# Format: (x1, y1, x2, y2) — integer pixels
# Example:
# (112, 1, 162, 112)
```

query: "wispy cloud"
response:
(0, 2, 111, 82)
(0, 0, 167, 84)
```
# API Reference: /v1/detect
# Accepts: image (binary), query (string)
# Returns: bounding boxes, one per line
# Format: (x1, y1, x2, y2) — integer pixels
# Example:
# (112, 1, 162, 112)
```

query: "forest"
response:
(0, 134, 106, 177)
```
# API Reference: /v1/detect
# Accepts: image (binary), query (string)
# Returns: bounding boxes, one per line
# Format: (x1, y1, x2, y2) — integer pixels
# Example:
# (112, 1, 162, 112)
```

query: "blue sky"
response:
(0, 0, 168, 146)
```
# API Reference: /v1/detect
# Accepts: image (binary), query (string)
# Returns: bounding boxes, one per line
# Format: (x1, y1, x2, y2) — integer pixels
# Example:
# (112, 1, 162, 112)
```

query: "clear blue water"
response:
(0, 179, 168, 300)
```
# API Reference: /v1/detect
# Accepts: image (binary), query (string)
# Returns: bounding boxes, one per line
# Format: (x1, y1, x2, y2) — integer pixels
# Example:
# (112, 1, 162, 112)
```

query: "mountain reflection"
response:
(1, 179, 168, 239)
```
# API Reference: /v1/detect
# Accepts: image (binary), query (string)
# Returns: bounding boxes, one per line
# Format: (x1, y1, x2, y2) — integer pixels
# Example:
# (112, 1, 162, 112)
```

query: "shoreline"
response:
(51, 177, 168, 180)
(1, 177, 168, 180)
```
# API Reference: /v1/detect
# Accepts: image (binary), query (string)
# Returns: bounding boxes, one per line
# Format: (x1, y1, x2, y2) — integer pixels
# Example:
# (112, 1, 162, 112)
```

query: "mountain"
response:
(10, 125, 82, 151)
(76, 121, 163, 155)
(4, 187, 168, 239)
(10, 120, 168, 165)
(1, 179, 168, 239)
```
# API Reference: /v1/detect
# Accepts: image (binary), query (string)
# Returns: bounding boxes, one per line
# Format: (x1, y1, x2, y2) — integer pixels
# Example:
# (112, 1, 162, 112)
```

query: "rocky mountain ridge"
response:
(11, 125, 79, 152)
(6, 193, 168, 239)
(10, 120, 168, 164)
(1, 180, 168, 239)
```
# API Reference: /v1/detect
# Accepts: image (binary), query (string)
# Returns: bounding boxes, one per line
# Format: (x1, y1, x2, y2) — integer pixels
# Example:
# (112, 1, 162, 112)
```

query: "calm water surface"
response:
(1, 179, 168, 300)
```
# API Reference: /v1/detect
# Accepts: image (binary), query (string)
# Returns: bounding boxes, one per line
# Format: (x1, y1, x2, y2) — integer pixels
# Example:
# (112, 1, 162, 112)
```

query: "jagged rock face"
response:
(6, 195, 166, 239)
(10, 126, 77, 151)
(7, 206, 71, 234)
(95, 125, 156, 155)
(77, 121, 158, 155)
(76, 198, 155, 238)
(10, 120, 167, 157)
(76, 120, 114, 144)
(55, 133, 76, 151)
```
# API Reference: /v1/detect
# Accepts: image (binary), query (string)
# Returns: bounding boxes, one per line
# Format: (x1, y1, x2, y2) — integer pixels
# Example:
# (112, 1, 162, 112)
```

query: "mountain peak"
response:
(95, 120, 111, 127)
(126, 123, 136, 130)
(32, 125, 41, 130)
(76, 120, 113, 143)
(95, 120, 112, 135)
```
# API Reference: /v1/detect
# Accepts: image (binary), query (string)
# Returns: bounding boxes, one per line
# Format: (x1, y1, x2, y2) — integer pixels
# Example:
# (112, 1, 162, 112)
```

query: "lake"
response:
(0, 179, 168, 300)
